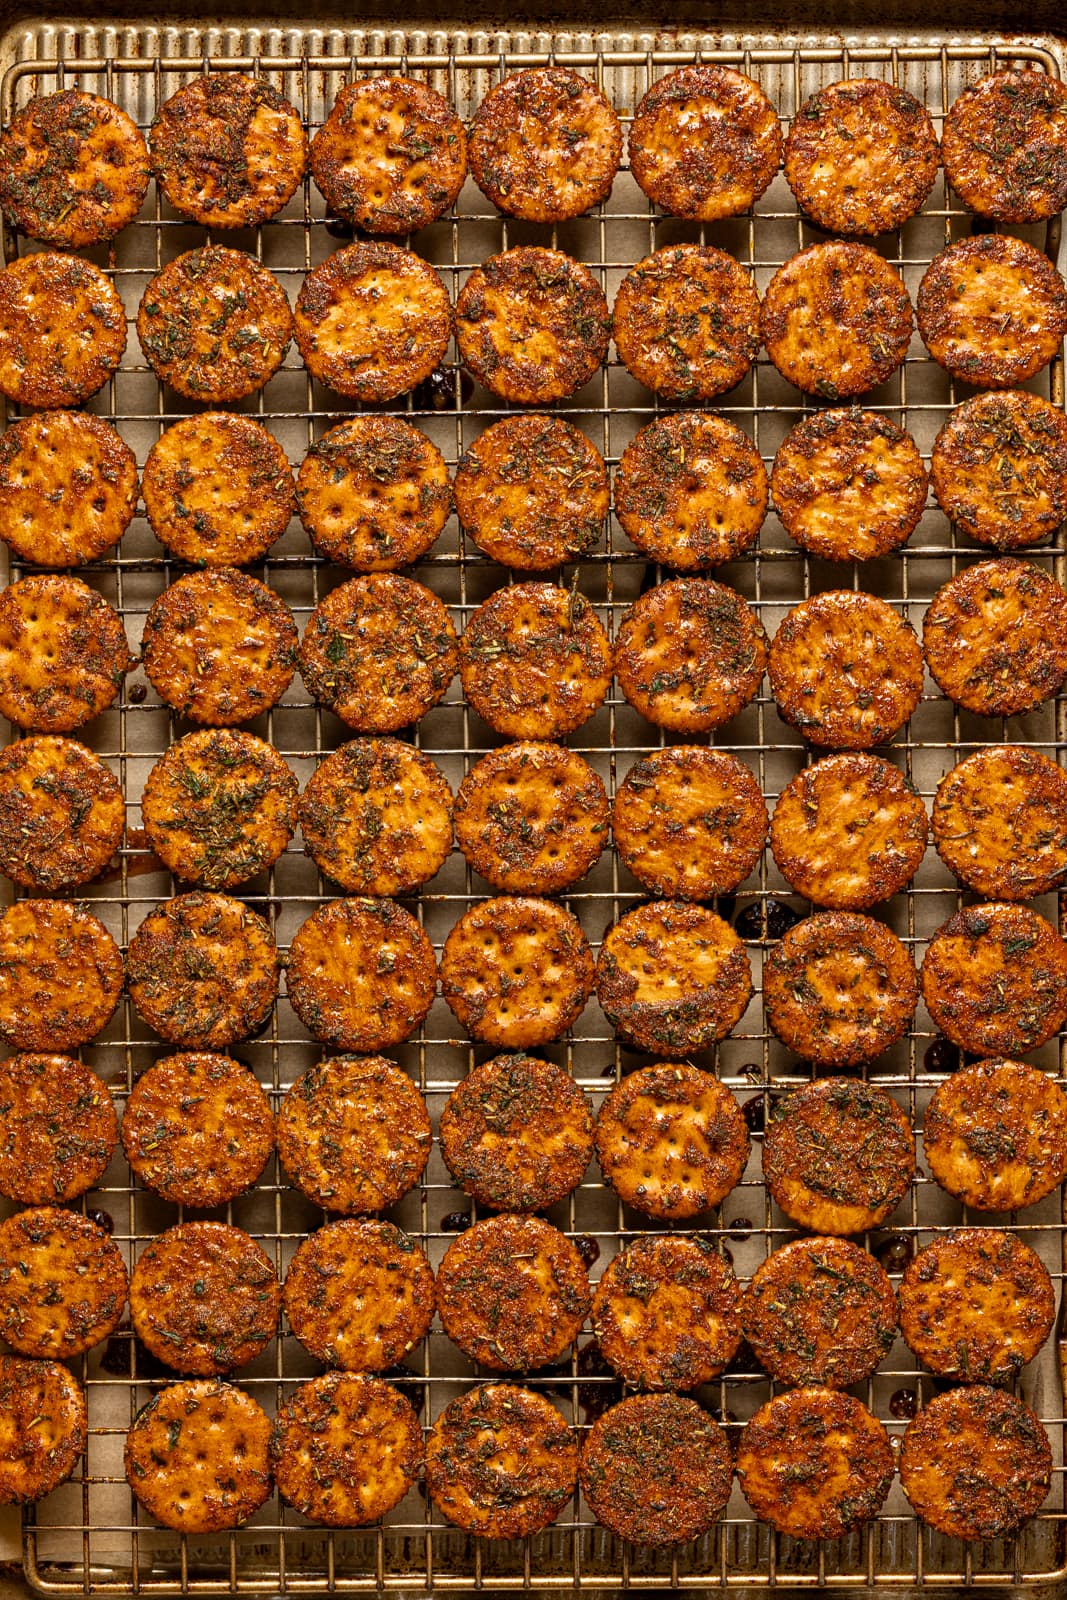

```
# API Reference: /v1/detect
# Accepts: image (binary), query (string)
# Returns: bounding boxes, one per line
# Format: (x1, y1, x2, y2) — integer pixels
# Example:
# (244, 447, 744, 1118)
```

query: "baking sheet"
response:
(0, 19, 1064, 1594)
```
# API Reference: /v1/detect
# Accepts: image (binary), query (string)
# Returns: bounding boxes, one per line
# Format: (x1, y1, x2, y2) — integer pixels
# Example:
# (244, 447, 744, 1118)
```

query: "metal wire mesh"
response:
(0, 19, 1065, 1594)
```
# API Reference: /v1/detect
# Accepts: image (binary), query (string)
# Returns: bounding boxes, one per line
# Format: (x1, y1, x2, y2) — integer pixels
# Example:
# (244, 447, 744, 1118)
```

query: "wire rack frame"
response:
(0, 21, 1064, 1596)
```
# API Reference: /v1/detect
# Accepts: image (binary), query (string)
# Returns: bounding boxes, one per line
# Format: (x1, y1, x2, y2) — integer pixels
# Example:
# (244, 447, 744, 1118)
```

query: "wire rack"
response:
(0, 18, 1066, 1596)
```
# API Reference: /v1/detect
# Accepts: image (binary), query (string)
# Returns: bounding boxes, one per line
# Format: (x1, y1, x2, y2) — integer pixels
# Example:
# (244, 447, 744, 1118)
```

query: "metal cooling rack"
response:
(0, 19, 1065, 1596)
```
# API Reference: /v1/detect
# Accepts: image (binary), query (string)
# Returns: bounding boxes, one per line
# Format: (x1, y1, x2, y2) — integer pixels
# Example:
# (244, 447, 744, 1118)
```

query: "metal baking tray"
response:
(0, 14, 1065, 1598)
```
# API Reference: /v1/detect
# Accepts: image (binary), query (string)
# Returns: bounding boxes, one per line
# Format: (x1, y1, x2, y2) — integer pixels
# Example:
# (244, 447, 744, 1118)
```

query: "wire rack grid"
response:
(0, 18, 1065, 1596)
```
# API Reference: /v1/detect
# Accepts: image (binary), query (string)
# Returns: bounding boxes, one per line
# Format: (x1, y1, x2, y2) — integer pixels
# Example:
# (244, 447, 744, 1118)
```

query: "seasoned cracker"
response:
(311, 75, 465, 234)
(299, 573, 457, 732)
(0, 735, 124, 890)
(596, 902, 753, 1055)
(0, 1052, 117, 1205)
(285, 900, 437, 1053)
(436, 1213, 590, 1371)
(614, 578, 768, 734)
(455, 247, 609, 404)
(284, 1218, 434, 1372)
(298, 737, 453, 895)
(0, 411, 137, 568)
(121, 1051, 274, 1208)
(126, 891, 280, 1049)
(440, 895, 594, 1048)
(0, 1206, 127, 1358)
(453, 741, 607, 894)
(0, 899, 122, 1051)
(143, 413, 295, 567)
(459, 582, 611, 740)
(0, 89, 148, 244)
(150, 72, 306, 228)
(142, 568, 298, 726)
(426, 1384, 577, 1538)
(439, 1053, 594, 1211)
(296, 415, 449, 571)
(629, 64, 781, 220)
(137, 245, 292, 401)
(594, 1063, 749, 1220)
(276, 1055, 431, 1214)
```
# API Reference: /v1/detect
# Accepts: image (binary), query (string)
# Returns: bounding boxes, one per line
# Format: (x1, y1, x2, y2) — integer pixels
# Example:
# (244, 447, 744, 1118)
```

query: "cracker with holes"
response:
(0, 736, 124, 890)
(455, 247, 609, 403)
(142, 729, 297, 891)
(900, 1386, 1051, 1542)
(917, 234, 1067, 389)
(930, 391, 1067, 551)
(299, 573, 457, 732)
(580, 1393, 732, 1546)
(900, 1227, 1054, 1383)
(311, 75, 465, 234)
(942, 68, 1067, 222)
(142, 569, 298, 726)
(614, 412, 767, 569)
(150, 72, 306, 227)
(596, 902, 753, 1054)
(143, 414, 295, 567)
(440, 894, 593, 1048)
(762, 1077, 915, 1235)
(436, 1213, 590, 1370)
(612, 746, 767, 901)
(920, 902, 1067, 1056)
(922, 557, 1067, 717)
(459, 583, 611, 740)
(299, 737, 453, 895)
(277, 1056, 431, 1214)
(613, 246, 761, 401)
(0, 575, 132, 734)
(770, 753, 928, 910)
(594, 1063, 749, 1220)
(0, 1052, 117, 1205)
(784, 79, 938, 234)
(284, 1218, 435, 1371)
(295, 241, 452, 401)
(614, 578, 768, 734)
(454, 415, 609, 570)
(271, 1372, 422, 1527)
(742, 1237, 897, 1389)
(764, 911, 918, 1067)
(0, 88, 149, 244)
(0, 252, 126, 408)
(0, 899, 122, 1052)
(923, 1058, 1067, 1213)
(737, 1390, 893, 1540)
(130, 1221, 280, 1375)
(285, 900, 437, 1053)
(469, 67, 621, 222)
(628, 64, 781, 220)
(771, 408, 927, 562)
(439, 1053, 594, 1211)
(426, 1384, 578, 1538)
(126, 891, 280, 1049)
(138, 246, 292, 401)
(0, 1206, 127, 1358)
(769, 590, 923, 749)
(297, 415, 450, 571)
(593, 1234, 742, 1389)
(0, 411, 138, 568)
(0, 1355, 86, 1505)
(125, 1379, 272, 1532)
(121, 1052, 274, 1208)
(760, 241, 913, 399)
(453, 741, 607, 894)
(932, 745, 1067, 900)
